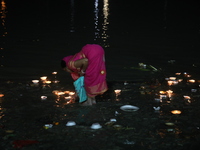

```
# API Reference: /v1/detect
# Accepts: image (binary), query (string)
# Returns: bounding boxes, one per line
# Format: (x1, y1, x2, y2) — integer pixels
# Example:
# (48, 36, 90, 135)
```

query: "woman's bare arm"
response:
(74, 58, 88, 72)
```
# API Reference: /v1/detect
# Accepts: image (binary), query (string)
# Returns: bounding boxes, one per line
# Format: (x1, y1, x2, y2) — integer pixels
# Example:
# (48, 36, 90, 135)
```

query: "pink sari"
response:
(62, 44, 108, 97)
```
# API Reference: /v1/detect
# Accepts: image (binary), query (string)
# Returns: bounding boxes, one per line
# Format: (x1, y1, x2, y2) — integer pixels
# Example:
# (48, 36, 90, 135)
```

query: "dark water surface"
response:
(1, 0, 200, 81)
(1, 0, 200, 149)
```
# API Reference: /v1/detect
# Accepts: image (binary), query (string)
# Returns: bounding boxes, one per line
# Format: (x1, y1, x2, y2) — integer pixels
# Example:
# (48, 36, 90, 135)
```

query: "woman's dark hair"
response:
(61, 60, 66, 68)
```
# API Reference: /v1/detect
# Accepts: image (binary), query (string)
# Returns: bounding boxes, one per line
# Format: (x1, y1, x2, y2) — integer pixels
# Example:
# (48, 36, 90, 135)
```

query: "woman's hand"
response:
(79, 70, 85, 76)
(74, 58, 88, 76)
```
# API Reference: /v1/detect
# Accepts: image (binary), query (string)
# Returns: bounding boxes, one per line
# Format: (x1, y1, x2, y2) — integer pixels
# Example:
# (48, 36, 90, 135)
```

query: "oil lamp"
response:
(32, 80, 39, 84)
(114, 89, 121, 95)
(40, 76, 47, 81)
(41, 96, 47, 100)
(171, 110, 181, 115)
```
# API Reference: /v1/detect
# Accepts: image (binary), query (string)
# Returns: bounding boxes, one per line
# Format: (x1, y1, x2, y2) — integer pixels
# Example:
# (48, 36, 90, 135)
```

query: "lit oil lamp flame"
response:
(64, 96, 71, 100)
(0, 94, 4, 98)
(166, 90, 173, 97)
(175, 73, 181, 75)
(57, 92, 65, 96)
(188, 79, 195, 83)
(159, 91, 166, 94)
(69, 92, 75, 96)
(167, 81, 173, 86)
(114, 89, 121, 95)
(169, 77, 176, 80)
(32, 80, 39, 84)
(53, 80, 59, 83)
(52, 90, 64, 95)
(40, 76, 47, 81)
(64, 91, 70, 94)
(52, 72, 57, 75)
(167, 80, 178, 86)
(41, 96, 47, 100)
(171, 110, 181, 115)
(44, 80, 52, 84)
(178, 79, 183, 82)
(183, 95, 191, 100)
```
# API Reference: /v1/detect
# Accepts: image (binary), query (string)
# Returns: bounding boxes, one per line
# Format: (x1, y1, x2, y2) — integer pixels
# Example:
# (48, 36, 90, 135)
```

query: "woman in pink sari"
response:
(61, 44, 108, 106)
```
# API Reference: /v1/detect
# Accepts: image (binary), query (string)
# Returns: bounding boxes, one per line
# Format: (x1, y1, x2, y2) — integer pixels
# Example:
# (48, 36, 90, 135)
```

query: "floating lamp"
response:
(52, 72, 57, 75)
(41, 96, 47, 100)
(44, 80, 51, 84)
(65, 96, 71, 100)
(0, 94, 4, 98)
(57, 92, 65, 96)
(171, 110, 181, 115)
(183, 95, 191, 100)
(69, 92, 75, 96)
(159, 91, 166, 94)
(53, 80, 59, 83)
(188, 79, 195, 83)
(167, 81, 173, 86)
(114, 89, 121, 95)
(32, 80, 39, 84)
(40, 76, 47, 80)
(166, 90, 173, 97)
(169, 77, 176, 80)
(178, 79, 183, 82)
(175, 73, 181, 75)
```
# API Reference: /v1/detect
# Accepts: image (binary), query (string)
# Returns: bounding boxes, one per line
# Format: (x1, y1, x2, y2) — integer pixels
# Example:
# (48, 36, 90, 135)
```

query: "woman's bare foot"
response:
(92, 97, 96, 105)
(81, 97, 92, 106)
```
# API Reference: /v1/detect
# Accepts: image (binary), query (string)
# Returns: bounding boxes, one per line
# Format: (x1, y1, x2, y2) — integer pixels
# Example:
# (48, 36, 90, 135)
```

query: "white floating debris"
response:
(66, 121, 76, 126)
(44, 124, 53, 129)
(120, 105, 139, 112)
(91, 123, 102, 129)
(191, 89, 197, 92)
(115, 111, 119, 116)
(110, 118, 117, 122)
(123, 140, 135, 145)
(153, 106, 160, 111)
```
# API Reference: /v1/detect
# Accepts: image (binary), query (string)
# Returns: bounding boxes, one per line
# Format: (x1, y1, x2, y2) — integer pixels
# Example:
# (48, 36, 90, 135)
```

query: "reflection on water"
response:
(94, 0, 110, 47)
(0, 93, 5, 119)
(70, 0, 75, 32)
(102, 0, 109, 47)
(0, 0, 7, 67)
(94, 0, 100, 40)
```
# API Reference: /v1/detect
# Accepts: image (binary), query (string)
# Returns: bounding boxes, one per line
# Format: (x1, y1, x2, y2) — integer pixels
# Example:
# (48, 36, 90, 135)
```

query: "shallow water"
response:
(1, 0, 200, 149)
(1, 68, 200, 149)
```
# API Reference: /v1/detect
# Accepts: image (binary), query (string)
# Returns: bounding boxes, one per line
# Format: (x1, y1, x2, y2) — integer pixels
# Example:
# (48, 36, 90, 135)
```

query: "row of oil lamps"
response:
(114, 89, 182, 115)
(166, 72, 196, 86)
(113, 72, 200, 115)
(156, 72, 199, 114)
(32, 72, 59, 85)
(41, 90, 76, 103)
(30, 72, 76, 103)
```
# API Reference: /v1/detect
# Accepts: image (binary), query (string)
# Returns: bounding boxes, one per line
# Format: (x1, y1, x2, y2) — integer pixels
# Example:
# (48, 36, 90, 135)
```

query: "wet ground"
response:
(1, 62, 200, 150)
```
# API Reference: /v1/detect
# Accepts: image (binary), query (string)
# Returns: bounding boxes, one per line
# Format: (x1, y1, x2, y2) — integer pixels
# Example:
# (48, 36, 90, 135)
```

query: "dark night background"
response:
(1, 0, 200, 81)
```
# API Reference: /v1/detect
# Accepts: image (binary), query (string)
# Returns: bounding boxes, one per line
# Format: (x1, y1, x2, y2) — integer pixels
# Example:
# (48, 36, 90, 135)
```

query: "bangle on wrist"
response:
(81, 70, 85, 74)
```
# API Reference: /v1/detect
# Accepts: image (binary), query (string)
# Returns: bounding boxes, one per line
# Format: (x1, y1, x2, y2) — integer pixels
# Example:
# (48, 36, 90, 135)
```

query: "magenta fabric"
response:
(62, 55, 73, 64)
(62, 44, 108, 97)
